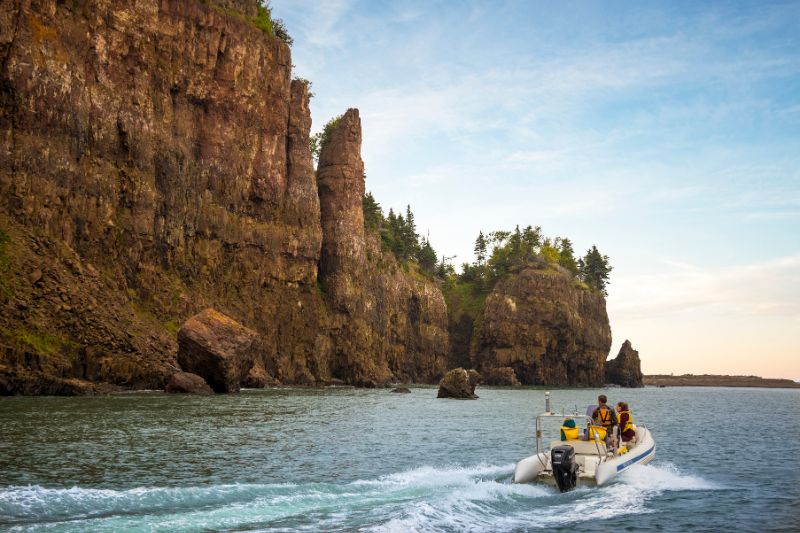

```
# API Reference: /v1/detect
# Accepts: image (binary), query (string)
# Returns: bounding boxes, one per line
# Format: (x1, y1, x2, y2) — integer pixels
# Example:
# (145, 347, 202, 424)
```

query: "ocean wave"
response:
(0, 462, 719, 532)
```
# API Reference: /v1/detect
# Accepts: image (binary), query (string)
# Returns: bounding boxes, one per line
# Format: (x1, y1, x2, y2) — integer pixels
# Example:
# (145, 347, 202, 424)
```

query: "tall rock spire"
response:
(316, 109, 367, 314)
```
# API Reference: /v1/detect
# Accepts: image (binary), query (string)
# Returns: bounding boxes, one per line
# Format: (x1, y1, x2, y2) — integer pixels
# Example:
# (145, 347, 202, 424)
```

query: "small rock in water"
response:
(437, 368, 481, 399)
(391, 387, 411, 393)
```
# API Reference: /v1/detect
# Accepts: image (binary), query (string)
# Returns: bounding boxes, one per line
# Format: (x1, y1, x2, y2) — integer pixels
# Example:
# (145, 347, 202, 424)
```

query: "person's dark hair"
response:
(599, 394, 607, 404)
(618, 401, 628, 410)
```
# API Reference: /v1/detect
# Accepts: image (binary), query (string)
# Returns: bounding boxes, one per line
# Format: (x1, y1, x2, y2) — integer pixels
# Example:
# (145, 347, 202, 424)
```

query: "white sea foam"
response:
(618, 461, 721, 491)
(0, 462, 719, 532)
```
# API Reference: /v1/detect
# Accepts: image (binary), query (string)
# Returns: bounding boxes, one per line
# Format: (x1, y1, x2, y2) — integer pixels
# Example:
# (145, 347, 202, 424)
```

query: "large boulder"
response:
(605, 340, 644, 388)
(165, 372, 213, 394)
(177, 309, 258, 393)
(437, 368, 481, 399)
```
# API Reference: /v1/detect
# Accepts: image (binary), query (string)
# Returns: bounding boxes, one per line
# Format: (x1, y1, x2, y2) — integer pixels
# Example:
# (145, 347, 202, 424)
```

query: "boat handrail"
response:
(534, 414, 606, 461)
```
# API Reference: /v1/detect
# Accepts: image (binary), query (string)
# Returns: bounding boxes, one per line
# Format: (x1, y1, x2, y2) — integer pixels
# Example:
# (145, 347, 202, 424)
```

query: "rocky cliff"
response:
(0, 0, 446, 393)
(469, 266, 612, 386)
(605, 339, 644, 387)
(317, 110, 448, 385)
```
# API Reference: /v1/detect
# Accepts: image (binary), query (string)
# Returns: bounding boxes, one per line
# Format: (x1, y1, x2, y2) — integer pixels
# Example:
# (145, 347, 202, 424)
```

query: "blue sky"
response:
(272, 0, 800, 379)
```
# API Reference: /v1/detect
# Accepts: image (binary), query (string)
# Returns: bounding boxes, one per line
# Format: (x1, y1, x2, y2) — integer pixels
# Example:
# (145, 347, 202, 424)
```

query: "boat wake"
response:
(0, 462, 719, 532)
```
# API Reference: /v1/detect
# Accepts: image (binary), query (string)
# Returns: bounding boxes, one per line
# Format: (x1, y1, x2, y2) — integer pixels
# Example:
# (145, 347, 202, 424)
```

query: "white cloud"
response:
(609, 255, 800, 320)
(273, 0, 353, 48)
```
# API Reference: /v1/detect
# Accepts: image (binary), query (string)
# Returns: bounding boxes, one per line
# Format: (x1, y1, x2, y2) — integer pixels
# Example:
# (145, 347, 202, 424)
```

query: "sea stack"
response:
(437, 368, 481, 399)
(605, 340, 645, 388)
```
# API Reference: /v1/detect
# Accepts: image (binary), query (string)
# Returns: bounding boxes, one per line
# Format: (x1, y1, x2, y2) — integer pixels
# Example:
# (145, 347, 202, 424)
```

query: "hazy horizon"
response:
(274, 0, 800, 380)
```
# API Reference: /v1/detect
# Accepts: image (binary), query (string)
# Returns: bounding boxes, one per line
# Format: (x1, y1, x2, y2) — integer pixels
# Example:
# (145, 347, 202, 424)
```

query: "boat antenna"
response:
(545, 391, 551, 414)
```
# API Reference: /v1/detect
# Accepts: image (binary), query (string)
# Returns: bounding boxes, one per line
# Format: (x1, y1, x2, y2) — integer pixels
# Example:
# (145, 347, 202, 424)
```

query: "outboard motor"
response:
(551, 445, 578, 492)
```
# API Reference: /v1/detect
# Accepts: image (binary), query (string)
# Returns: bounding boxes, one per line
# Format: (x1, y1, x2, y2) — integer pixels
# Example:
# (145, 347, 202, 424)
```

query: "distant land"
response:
(644, 374, 800, 389)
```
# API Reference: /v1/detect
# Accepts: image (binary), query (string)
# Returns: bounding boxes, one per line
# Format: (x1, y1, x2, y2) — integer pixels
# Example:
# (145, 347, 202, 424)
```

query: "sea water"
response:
(1, 386, 798, 532)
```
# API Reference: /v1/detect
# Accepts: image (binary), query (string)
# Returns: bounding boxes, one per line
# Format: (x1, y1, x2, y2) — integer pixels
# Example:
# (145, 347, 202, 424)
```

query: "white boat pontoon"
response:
(513, 393, 656, 491)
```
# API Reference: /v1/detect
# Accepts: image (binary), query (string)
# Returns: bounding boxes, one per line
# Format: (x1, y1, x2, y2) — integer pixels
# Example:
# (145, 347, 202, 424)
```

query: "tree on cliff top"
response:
(557, 237, 579, 275)
(360, 193, 441, 277)
(454, 226, 611, 295)
(417, 237, 438, 273)
(474, 231, 488, 265)
(579, 245, 612, 295)
(310, 115, 342, 164)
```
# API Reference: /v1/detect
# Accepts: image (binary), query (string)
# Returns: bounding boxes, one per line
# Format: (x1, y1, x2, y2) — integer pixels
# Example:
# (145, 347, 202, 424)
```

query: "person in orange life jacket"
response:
(590, 394, 618, 446)
(616, 401, 636, 443)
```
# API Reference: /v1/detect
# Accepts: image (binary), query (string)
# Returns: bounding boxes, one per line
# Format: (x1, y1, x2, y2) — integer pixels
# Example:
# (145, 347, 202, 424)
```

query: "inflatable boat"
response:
(513, 393, 656, 491)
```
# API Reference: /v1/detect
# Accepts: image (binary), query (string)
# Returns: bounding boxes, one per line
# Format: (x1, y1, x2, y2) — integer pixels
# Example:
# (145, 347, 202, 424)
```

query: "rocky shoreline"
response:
(644, 374, 800, 388)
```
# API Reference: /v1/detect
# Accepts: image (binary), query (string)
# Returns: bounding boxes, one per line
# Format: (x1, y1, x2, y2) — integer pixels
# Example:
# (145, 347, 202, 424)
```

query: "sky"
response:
(271, 0, 800, 380)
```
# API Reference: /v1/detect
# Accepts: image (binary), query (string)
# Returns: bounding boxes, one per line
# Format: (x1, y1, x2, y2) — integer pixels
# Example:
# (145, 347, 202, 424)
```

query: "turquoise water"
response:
(1, 386, 798, 532)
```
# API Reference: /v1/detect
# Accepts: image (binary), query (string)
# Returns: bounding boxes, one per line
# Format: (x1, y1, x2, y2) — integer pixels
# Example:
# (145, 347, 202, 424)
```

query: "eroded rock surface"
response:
(0, 1, 451, 394)
(472, 267, 612, 386)
(437, 367, 480, 399)
(605, 340, 644, 388)
(317, 111, 449, 386)
(481, 366, 521, 386)
(177, 309, 257, 393)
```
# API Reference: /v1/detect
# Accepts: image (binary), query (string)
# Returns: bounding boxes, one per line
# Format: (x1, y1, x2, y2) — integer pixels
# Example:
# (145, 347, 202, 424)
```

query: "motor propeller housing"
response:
(551, 445, 578, 492)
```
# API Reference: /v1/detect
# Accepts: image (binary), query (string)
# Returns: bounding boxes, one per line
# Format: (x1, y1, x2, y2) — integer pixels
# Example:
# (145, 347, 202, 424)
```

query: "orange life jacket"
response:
(596, 405, 613, 427)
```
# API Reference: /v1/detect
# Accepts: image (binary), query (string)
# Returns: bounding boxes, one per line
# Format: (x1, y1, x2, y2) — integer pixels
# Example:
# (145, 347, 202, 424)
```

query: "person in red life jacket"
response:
(590, 395, 618, 447)
(616, 401, 636, 443)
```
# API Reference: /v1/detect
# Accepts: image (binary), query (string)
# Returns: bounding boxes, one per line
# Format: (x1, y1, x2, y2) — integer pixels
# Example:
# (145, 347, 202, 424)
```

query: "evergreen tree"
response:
(521, 225, 542, 254)
(509, 225, 522, 262)
(416, 237, 438, 274)
(362, 191, 383, 232)
(580, 245, 612, 295)
(557, 237, 579, 275)
(403, 205, 420, 257)
(474, 231, 488, 265)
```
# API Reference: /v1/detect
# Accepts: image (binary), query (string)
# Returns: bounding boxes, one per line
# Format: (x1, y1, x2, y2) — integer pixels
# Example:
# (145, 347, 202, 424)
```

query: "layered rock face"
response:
(0, 0, 329, 391)
(0, 1, 448, 393)
(317, 111, 449, 385)
(605, 340, 644, 388)
(471, 267, 612, 386)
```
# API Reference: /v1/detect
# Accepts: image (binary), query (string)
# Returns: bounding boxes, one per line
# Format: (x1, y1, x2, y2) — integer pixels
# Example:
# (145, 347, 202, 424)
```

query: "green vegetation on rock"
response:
(361, 192, 440, 276)
(310, 114, 342, 162)
(253, 1, 293, 45)
(0, 326, 79, 359)
(455, 226, 611, 295)
(443, 226, 612, 332)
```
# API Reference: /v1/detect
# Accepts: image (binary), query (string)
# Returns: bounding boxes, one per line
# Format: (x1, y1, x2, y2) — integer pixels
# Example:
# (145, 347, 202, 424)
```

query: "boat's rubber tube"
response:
(513, 452, 548, 484)
(595, 427, 656, 486)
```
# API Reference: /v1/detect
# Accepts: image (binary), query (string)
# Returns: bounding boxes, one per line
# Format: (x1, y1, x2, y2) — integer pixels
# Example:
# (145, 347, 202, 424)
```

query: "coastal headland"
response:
(644, 375, 800, 389)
